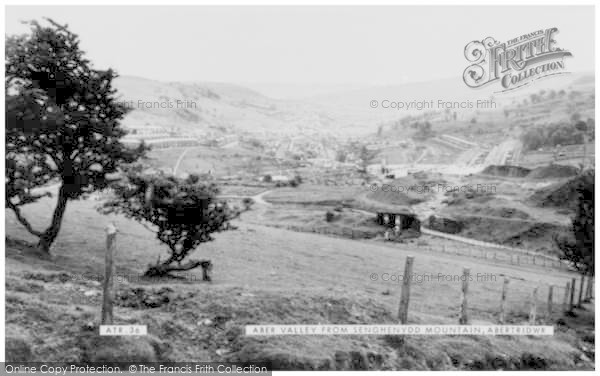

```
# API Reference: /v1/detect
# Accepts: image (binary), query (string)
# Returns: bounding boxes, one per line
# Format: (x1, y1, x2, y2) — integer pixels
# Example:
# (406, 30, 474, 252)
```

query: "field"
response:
(5, 190, 594, 370)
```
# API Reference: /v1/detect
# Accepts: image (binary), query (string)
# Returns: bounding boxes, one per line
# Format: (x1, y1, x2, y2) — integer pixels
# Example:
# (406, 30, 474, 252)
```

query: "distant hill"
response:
(112, 72, 595, 139)
(113, 75, 339, 137)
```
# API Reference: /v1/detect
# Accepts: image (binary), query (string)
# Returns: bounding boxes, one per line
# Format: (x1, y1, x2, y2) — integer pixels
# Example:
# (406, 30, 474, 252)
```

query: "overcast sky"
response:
(5, 6, 595, 86)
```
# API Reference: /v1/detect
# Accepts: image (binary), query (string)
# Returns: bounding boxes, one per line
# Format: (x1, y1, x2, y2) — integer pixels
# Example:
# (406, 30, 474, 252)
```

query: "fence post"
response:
(517, 255, 520, 265)
(583, 276, 589, 301)
(102, 223, 117, 325)
(563, 281, 570, 312)
(499, 277, 509, 324)
(569, 278, 576, 312)
(529, 287, 538, 324)
(547, 285, 553, 318)
(578, 275, 585, 307)
(459, 268, 470, 324)
(398, 256, 414, 324)
(586, 276, 594, 301)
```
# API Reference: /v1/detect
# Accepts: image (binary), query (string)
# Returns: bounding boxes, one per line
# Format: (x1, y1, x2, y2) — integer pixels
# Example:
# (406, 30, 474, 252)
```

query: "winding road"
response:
(172, 148, 191, 176)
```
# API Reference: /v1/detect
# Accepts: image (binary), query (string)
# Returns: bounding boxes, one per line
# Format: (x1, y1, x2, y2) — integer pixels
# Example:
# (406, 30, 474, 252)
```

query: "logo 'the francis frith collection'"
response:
(463, 28, 572, 92)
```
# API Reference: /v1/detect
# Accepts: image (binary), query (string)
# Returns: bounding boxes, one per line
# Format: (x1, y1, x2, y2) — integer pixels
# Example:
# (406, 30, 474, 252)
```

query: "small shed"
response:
(376, 211, 421, 232)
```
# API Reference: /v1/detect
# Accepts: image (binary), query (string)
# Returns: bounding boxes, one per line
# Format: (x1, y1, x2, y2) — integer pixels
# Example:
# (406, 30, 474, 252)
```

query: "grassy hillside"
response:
(113, 76, 342, 137)
(5, 193, 594, 369)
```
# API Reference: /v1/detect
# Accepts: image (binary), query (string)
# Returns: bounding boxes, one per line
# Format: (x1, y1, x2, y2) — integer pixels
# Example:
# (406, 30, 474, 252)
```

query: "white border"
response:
(1, 3, 597, 376)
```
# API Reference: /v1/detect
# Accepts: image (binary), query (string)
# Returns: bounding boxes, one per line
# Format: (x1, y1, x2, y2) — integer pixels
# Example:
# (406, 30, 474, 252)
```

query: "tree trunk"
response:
(144, 257, 212, 280)
(37, 185, 69, 253)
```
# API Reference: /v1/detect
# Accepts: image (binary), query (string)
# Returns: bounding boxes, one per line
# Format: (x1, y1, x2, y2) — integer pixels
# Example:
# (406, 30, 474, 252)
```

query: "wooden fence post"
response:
(398, 256, 414, 324)
(102, 223, 117, 325)
(459, 268, 470, 324)
(516, 255, 520, 265)
(583, 276, 589, 301)
(563, 281, 570, 312)
(547, 285, 553, 318)
(578, 275, 585, 307)
(499, 277, 509, 324)
(569, 278, 576, 312)
(529, 287, 538, 324)
(586, 276, 594, 301)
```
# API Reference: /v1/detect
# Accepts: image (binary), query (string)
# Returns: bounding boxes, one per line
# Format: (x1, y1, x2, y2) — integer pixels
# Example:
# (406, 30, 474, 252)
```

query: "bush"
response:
(101, 168, 241, 277)
(325, 211, 336, 222)
(242, 197, 254, 210)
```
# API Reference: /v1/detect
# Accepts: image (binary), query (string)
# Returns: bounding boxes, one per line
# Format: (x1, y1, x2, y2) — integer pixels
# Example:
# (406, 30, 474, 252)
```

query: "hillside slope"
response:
(113, 76, 336, 137)
(5, 194, 593, 369)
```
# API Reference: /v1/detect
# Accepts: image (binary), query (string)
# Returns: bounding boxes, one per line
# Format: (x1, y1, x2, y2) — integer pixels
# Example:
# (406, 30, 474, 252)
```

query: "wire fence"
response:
(270, 223, 570, 271)
(395, 256, 594, 325)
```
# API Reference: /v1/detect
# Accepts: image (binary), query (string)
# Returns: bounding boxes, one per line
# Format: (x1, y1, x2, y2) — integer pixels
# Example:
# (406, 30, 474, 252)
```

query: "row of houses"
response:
(122, 137, 199, 149)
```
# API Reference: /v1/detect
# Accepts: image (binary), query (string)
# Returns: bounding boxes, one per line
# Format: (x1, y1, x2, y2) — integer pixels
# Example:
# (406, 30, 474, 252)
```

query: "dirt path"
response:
(250, 190, 272, 206)
(172, 148, 191, 176)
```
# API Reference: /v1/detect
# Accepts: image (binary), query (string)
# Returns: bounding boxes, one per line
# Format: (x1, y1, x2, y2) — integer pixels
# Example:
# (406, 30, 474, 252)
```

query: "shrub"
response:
(325, 211, 336, 222)
(101, 168, 241, 277)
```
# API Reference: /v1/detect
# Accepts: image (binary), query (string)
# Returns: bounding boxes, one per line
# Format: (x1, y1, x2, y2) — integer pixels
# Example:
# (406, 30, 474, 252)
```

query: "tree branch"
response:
(6, 200, 43, 237)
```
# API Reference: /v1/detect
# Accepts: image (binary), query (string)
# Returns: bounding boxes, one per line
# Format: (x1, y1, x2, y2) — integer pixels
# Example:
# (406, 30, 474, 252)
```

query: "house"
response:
(271, 175, 290, 183)
(376, 211, 421, 232)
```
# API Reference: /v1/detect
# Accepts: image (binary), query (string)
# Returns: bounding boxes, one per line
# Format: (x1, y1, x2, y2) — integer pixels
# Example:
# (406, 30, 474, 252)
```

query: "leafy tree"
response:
(101, 169, 240, 277)
(242, 197, 254, 211)
(412, 121, 433, 140)
(288, 175, 302, 188)
(5, 19, 144, 252)
(357, 145, 376, 171)
(554, 170, 594, 275)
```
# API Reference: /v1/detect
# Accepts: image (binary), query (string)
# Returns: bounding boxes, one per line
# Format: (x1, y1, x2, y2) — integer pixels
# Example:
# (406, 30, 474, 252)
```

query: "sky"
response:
(5, 6, 596, 87)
